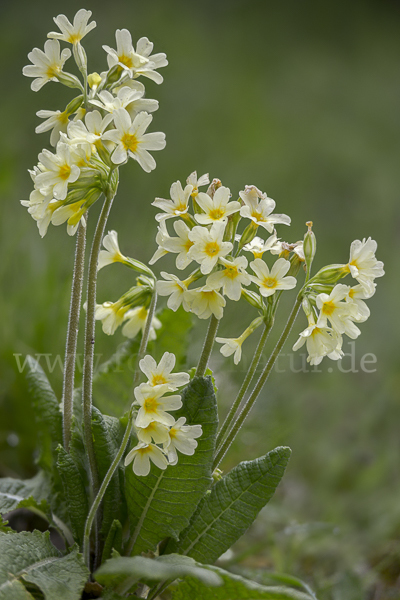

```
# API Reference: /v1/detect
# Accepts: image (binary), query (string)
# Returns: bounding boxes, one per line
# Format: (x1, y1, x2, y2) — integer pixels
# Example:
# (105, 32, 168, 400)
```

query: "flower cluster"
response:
(293, 237, 384, 365)
(124, 353, 202, 476)
(150, 175, 304, 362)
(22, 9, 167, 237)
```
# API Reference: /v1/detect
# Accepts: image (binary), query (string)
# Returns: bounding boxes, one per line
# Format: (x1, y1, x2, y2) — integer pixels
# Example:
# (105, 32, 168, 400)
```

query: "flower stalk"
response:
(215, 320, 272, 454)
(81, 186, 115, 567)
(195, 314, 220, 377)
(213, 296, 302, 469)
(83, 290, 158, 568)
(62, 221, 87, 451)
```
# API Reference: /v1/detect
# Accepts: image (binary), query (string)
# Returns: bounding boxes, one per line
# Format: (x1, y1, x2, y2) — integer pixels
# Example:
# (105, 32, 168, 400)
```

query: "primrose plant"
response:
(0, 8, 384, 600)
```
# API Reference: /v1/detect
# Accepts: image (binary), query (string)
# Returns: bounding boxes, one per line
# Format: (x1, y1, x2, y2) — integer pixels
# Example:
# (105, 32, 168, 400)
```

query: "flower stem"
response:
(82, 290, 158, 569)
(62, 221, 87, 451)
(213, 297, 302, 470)
(215, 321, 272, 454)
(82, 189, 114, 566)
(195, 314, 219, 378)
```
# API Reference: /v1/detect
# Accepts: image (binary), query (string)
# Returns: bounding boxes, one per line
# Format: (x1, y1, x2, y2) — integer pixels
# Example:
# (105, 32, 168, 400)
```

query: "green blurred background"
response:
(1, 0, 399, 597)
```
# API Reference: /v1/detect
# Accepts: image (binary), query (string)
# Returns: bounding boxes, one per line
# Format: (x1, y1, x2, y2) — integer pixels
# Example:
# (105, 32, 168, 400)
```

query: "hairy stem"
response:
(62, 221, 87, 451)
(82, 189, 115, 567)
(195, 314, 219, 378)
(213, 297, 302, 469)
(215, 321, 272, 454)
(83, 291, 158, 569)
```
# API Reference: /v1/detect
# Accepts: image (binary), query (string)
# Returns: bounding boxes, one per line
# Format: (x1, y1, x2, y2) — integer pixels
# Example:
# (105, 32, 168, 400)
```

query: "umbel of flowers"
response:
(97, 174, 384, 368)
(22, 8, 167, 237)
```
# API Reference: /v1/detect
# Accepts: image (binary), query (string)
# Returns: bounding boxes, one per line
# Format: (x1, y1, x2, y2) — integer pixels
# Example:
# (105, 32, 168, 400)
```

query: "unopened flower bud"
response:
(56, 71, 83, 90)
(223, 210, 241, 242)
(310, 263, 348, 285)
(65, 95, 84, 116)
(302, 295, 313, 317)
(88, 72, 102, 89)
(307, 283, 334, 295)
(104, 64, 123, 86)
(73, 42, 87, 72)
(303, 221, 316, 274)
(241, 288, 265, 312)
(238, 222, 258, 250)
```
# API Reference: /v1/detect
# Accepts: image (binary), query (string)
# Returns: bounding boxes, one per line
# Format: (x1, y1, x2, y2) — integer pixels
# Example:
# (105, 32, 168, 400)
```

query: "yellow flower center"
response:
(142, 422, 157, 434)
(184, 240, 194, 252)
(251, 210, 266, 223)
(322, 301, 336, 316)
(311, 327, 321, 337)
(169, 428, 177, 439)
(174, 204, 187, 214)
(224, 265, 239, 280)
(204, 241, 220, 257)
(118, 53, 134, 69)
(46, 65, 60, 79)
(58, 112, 69, 124)
(152, 374, 167, 386)
(68, 33, 82, 44)
(58, 163, 72, 181)
(262, 277, 277, 288)
(143, 397, 159, 413)
(209, 208, 225, 220)
(121, 132, 139, 152)
(137, 446, 151, 456)
(201, 290, 218, 300)
(348, 288, 354, 298)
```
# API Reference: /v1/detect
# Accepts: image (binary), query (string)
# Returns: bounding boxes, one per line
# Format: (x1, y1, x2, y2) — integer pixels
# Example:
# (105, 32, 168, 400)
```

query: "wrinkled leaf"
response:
(95, 553, 221, 589)
(25, 356, 62, 473)
(92, 408, 124, 539)
(0, 531, 88, 600)
(56, 446, 88, 546)
(168, 447, 291, 563)
(125, 376, 218, 556)
(171, 564, 315, 600)
(0, 472, 52, 517)
(22, 546, 88, 600)
(0, 579, 35, 600)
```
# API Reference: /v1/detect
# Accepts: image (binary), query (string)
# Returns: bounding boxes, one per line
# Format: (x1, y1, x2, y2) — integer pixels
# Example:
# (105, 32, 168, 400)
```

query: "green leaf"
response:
(95, 554, 221, 589)
(171, 565, 315, 600)
(0, 515, 13, 533)
(0, 531, 88, 600)
(56, 446, 88, 546)
(22, 546, 88, 600)
(25, 356, 62, 473)
(102, 520, 123, 564)
(168, 447, 291, 563)
(0, 472, 52, 517)
(92, 408, 125, 539)
(124, 376, 218, 556)
(256, 572, 318, 599)
(0, 579, 35, 600)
